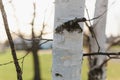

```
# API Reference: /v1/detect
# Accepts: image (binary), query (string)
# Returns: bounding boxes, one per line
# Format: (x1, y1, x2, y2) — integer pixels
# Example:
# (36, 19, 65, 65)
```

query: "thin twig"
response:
(21, 51, 30, 72)
(39, 40, 53, 46)
(0, 51, 30, 66)
(12, 32, 53, 41)
(85, 5, 100, 52)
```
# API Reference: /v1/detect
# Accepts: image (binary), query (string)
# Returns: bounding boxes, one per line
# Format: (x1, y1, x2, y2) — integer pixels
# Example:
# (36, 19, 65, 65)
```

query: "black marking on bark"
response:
(93, 57, 97, 66)
(55, 17, 83, 34)
(88, 66, 103, 80)
(55, 73, 63, 77)
(88, 58, 108, 80)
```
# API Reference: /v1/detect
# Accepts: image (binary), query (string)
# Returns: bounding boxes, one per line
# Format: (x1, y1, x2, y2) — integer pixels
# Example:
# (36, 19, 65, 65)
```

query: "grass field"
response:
(0, 49, 120, 80)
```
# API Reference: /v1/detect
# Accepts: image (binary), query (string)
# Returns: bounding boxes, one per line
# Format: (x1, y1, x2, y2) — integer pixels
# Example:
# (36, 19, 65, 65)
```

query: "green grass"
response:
(0, 49, 120, 80)
(0, 50, 52, 80)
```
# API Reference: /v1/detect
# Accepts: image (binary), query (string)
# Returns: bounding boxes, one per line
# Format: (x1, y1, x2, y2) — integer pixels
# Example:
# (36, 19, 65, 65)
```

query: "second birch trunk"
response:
(88, 0, 108, 80)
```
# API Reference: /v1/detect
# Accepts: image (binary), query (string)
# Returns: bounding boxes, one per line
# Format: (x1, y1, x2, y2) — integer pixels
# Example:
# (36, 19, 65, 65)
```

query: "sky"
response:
(0, 0, 54, 43)
(0, 0, 120, 43)
(106, 0, 120, 37)
(86, 0, 120, 37)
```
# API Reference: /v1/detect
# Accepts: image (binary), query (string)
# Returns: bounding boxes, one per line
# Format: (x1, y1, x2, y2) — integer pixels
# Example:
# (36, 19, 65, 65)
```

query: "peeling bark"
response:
(52, 0, 85, 80)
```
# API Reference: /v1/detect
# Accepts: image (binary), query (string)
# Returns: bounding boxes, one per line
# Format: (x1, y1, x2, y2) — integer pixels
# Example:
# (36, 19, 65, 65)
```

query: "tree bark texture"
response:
(88, 0, 108, 80)
(31, 2, 41, 80)
(52, 0, 85, 80)
(0, 0, 22, 80)
(32, 39, 41, 80)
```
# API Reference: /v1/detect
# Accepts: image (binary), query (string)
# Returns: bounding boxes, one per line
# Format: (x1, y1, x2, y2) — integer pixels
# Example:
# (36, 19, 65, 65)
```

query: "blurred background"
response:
(0, 0, 120, 80)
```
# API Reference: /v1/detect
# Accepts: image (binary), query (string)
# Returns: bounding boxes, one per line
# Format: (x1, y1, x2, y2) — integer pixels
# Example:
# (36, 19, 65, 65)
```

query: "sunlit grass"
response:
(0, 49, 120, 80)
(107, 60, 120, 80)
(0, 49, 52, 80)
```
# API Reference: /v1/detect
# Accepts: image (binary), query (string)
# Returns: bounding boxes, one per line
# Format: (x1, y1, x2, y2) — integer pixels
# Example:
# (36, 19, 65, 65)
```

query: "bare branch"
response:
(0, 51, 30, 66)
(107, 37, 120, 50)
(84, 8, 101, 52)
(39, 39, 53, 46)
(83, 52, 120, 57)
(0, 0, 22, 80)
(12, 31, 53, 41)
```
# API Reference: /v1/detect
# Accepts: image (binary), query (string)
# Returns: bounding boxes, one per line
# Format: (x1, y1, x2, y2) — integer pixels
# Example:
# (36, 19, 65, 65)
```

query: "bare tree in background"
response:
(9, 0, 54, 79)
(88, 0, 108, 80)
(10, 1, 44, 80)
(31, 2, 41, 80)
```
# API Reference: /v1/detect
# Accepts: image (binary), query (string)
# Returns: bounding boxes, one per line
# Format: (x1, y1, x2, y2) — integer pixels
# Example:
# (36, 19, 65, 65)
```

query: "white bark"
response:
(88, 0, 108, 80)
(52, 0, 85, 80)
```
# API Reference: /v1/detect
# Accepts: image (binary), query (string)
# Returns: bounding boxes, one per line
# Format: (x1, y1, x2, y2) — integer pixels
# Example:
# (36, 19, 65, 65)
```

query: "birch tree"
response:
(88, 0, 108, 80)
(52, 0, 85, 80)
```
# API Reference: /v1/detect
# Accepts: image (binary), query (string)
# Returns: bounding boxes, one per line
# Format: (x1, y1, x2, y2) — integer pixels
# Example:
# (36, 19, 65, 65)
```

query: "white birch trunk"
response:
(88, 0, 108, 80)
(52, 0, 85, 80)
